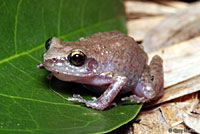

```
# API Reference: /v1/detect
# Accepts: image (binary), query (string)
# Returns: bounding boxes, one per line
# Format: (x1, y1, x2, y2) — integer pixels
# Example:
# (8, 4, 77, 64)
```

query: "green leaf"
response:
(0, 0, 142, 134)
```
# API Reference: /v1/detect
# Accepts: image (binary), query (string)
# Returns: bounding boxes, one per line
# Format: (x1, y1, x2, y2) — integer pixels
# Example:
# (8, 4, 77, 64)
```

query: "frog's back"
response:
(75, 31, 148, 89)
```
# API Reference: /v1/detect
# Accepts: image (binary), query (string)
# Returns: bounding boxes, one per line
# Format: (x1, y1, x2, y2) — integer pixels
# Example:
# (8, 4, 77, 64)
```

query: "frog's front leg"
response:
(122, 55, 163, 102)
(67, 73, 127, 110)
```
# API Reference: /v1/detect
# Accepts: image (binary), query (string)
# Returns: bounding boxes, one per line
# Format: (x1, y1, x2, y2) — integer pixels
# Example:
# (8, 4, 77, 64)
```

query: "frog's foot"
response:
(121, 95, 146, 103)
(67, 94, 86, 103)
(67, 94, 109, 110)
(68, 94, 118, 109)
(67, 94, 96, 103)
(36, 63, 43, 69)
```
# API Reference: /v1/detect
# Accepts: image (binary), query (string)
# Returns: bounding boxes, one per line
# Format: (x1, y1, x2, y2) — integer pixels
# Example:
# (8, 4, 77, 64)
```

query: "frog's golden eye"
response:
(68, 50, 87, 66)
(45, 38, 52, 50)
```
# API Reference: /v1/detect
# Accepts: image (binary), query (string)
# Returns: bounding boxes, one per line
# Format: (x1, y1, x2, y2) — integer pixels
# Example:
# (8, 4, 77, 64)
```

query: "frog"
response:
(40, 31, 164, 111)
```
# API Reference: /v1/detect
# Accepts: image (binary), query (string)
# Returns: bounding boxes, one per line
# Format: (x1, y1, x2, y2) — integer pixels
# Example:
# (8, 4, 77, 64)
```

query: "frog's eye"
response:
(45, 38, 52, 50)
(68, 50, 87, 66)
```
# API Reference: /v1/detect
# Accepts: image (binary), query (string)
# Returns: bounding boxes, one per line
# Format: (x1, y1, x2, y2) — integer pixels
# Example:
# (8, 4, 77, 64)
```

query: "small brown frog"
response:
(41, 31, 164, 110)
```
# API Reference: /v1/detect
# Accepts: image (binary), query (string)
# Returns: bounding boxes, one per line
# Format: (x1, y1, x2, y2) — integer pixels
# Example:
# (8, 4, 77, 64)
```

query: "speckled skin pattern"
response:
(42, 31, 164, 110)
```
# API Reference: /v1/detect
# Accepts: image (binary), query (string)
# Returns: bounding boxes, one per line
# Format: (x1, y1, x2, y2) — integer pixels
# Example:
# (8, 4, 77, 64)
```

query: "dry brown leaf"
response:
(134, 94, 199, 134)
(125, 1, 177, 16)
(124, 1, 200, 134)
(142, 1, 200, 52)
(159, 104, 183, 127)
(146, 36, 200, 105)
(140, 34, 200, 134)
(127, 16, 164, 41)
(148, 76, 200, 106)
(154, 0, 188, 9)
(133, 110, 168, 134)
(149, 36, 200, 88)
(183, 113, 200, 133)
(158, 97, 198, 126)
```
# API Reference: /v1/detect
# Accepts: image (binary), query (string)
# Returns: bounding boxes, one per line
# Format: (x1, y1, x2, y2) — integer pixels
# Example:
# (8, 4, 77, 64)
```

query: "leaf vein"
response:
(17, 102, 40, 129)
(0, 129, 33, 133)
(80, 0, 87, 28)
(41, 7, 47, 39)
(27, 54, 41, 63)
(14, 0, 22, 54)
(8, 61, 41, 83)
(0, 92, 79, 106)
(57, 0, 63, 36)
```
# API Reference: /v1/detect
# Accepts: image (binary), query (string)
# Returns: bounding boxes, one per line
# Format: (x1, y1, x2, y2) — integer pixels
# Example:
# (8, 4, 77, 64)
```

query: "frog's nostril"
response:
(45, 38, 52, 50)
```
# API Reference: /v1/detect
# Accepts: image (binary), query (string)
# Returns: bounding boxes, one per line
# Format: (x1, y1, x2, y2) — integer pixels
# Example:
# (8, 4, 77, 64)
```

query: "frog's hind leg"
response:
(122, 55, 164, 102)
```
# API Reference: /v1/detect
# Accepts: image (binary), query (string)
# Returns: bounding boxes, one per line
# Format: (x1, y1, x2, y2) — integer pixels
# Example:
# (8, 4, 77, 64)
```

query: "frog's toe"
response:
(121, 95, 146, 103)
(91, 97, 97, 101)
(110, 102, 117, 107)
(36, 63, 43, 69)
(66, 94, 87, 103)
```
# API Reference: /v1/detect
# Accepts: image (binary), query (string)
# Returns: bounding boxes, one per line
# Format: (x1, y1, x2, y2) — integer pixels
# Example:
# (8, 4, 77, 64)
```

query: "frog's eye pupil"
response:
(68, 51, 87, 66)
(45, 38, 52, 50)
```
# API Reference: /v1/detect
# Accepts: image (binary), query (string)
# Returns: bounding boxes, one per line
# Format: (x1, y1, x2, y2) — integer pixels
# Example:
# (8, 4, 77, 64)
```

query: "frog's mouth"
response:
(42, 56, 96, 79)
